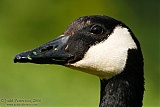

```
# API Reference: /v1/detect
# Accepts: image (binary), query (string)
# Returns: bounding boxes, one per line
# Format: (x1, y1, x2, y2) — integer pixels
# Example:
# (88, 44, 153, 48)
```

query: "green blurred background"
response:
(0, 0, 159, 107)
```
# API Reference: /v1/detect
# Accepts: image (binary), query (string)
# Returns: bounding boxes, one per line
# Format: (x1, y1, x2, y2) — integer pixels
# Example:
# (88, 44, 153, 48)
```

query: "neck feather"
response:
(99, 49, 144, 107)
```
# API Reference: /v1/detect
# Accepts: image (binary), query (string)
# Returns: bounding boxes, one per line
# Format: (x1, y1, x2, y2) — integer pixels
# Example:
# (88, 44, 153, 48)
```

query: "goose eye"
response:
(90, 25, 104, 35)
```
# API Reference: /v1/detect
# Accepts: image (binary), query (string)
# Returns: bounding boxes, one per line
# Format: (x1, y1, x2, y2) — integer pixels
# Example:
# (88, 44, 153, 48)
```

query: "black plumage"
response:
(100, 49, 144, 107)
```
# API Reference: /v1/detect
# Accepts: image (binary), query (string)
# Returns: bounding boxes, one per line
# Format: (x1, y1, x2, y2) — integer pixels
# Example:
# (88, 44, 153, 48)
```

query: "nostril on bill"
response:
(41, 46, 53, 53)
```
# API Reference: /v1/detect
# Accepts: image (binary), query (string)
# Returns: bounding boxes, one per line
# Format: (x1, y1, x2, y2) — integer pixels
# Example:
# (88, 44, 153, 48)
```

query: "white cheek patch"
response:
(69, 26, 137, 78)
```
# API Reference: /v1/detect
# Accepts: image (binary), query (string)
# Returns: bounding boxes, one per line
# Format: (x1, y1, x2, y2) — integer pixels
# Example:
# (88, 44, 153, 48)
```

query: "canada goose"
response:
(14, 15, 144, 107)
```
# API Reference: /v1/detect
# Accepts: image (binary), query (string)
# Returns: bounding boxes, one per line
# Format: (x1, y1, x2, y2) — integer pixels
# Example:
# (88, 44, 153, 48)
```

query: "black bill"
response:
(14, 35, 74, 65)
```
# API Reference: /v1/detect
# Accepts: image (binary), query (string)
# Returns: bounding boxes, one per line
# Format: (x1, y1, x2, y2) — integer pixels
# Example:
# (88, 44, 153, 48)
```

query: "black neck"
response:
(99, 49, 144, 107)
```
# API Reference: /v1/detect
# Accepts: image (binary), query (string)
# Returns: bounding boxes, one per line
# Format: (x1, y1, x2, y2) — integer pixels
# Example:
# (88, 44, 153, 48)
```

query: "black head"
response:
(63, 15, 127, 63)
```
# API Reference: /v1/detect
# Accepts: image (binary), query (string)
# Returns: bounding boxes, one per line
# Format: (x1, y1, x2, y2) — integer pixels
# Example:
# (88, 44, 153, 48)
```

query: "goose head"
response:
(14, 15, 142, 79)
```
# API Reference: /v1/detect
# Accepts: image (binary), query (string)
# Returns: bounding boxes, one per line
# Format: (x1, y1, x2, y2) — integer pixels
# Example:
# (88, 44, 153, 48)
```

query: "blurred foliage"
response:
(0, 0, 159, 107)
